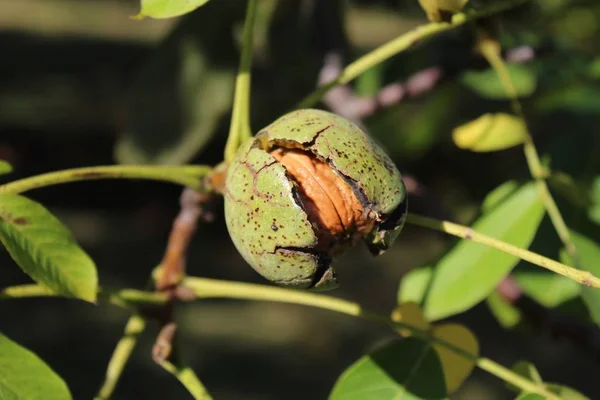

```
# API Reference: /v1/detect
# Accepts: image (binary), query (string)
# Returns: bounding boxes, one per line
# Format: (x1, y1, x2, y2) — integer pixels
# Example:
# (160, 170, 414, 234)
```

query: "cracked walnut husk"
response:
(224, 109, 407, 290)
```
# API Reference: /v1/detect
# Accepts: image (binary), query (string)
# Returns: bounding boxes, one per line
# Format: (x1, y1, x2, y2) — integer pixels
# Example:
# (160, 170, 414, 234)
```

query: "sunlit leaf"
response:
(546, 384, 590, 400)
(486, 291, 522, 328)
(397, 266, 433, 305)
(453, 113, 527, 152)
(391, 302, 430, 337)
(431, 323, 478, 393)
(481, 180, 519, 213)
(513, 270, 581, 308)
(515, 394, 545, 400)
(0, 332, 72, 400)
(461, 65, 537, 99)
(330, 338, 448, 400)
(424, 182, 544, 320)
(0, 160, 12, 176)
(418, 0, 468, 22)
(135, 0, 211, 19)
(588, 176, 600, 226)
(0, 194, 98, 302)
(560, 231, 600, 326)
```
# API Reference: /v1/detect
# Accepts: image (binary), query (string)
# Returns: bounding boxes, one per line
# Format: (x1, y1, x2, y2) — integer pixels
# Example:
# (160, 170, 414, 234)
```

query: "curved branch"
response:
(0, 165, 213, 194)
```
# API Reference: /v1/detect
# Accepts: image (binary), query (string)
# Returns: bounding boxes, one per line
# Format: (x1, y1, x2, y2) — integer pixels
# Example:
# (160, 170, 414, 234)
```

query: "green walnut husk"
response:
(224, 109, 407, 290)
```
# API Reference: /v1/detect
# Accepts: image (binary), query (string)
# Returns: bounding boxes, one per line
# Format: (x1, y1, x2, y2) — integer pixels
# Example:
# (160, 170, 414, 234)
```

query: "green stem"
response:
(95, 314, 146, 400)
(158, 361, 212, 400)
(0, 165, 213, 194)
(478, 37, 580, 260)
(0, 278, 559, 398)
(182, 277, 556, 399)
(224, 0, 258, 162)
(476, 358, 554, 398)
(406, 213, 600, 287)
(296, 0, 530, 109)
(0, 284, 168, 306)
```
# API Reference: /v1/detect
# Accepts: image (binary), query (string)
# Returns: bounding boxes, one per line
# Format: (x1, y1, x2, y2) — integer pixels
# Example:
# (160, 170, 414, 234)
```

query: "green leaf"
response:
(397, 267, 433, 305)
(536, 85, 600, 114)
(354, 64, 383, 97)
(330, 338, 448, 400)
(418, 0, 468, 22)
(135, 0, 211, 19)
(0, 194, 98, 302)
(513, 270, 581, 307)
(0, 160, 12, 176)
(588, 176, 600, 226)
(461, 65, 537, 99)
(546, 384, 590, 400)
(116, 7, 237, 165)
(481, 180, 519, 213)
(0, 332, 72, 399)
(424, 182, 545, 320)
(486, 291, 521, 328)
(589, 57, 600, 79)
(391, 302, 431, 337)
(507, 361, 543, 393)
(560, 231, 600, 325)
(452, 113, 527, 152)
(515, 394, 545, 400)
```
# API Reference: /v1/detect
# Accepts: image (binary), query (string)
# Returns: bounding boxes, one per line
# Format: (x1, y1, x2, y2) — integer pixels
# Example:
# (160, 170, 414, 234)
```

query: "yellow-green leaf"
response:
(0, 332, 72, 400)
(431, 323, 479, 394)
(418, 0, 468, 22)
(461, 65, 537, 99)
(513, 270, 581, 308)
(135, 0, 211, 19)
(516, 394, 545, 400)
(481, 180, 519, 213)
(0, 194, 98, 302)
(545, 384, 590, 400)
(560, 231, 600, 326)
(397, 266, 433, 305)
(453, 113, 527, 152)
(486, 291, 522, 328)
(424, 182, 544, 320)
(391, 302, 431, 337)
(0, 160, 12, 176)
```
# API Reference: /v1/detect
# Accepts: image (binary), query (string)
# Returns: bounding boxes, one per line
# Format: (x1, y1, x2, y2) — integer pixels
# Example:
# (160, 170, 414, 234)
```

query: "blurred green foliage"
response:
(1, 0, 600, 399)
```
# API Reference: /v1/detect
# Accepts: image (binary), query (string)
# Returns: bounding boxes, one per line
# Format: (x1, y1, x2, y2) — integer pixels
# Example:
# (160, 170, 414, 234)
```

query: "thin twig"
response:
(224, 0, 258, 162)
(296, 0, 531, 109)
(183, 277, 558, 399)
(477, 36, 581, 261)
(318, 45, 535, 124)
(0, 277, 563, 398)
(153, 320, 213, 399)
(158, 360, 212, 400)
(0, 284, 168, 306)
(95, 314, 146, 400)
(156, 188, 210, 291)
(0, 165, 213, 194)
(405, 213, 600, 287)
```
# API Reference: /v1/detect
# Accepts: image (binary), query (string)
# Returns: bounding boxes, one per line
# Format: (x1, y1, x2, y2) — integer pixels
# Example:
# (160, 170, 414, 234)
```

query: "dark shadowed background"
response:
(1, 0, 600, 399)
